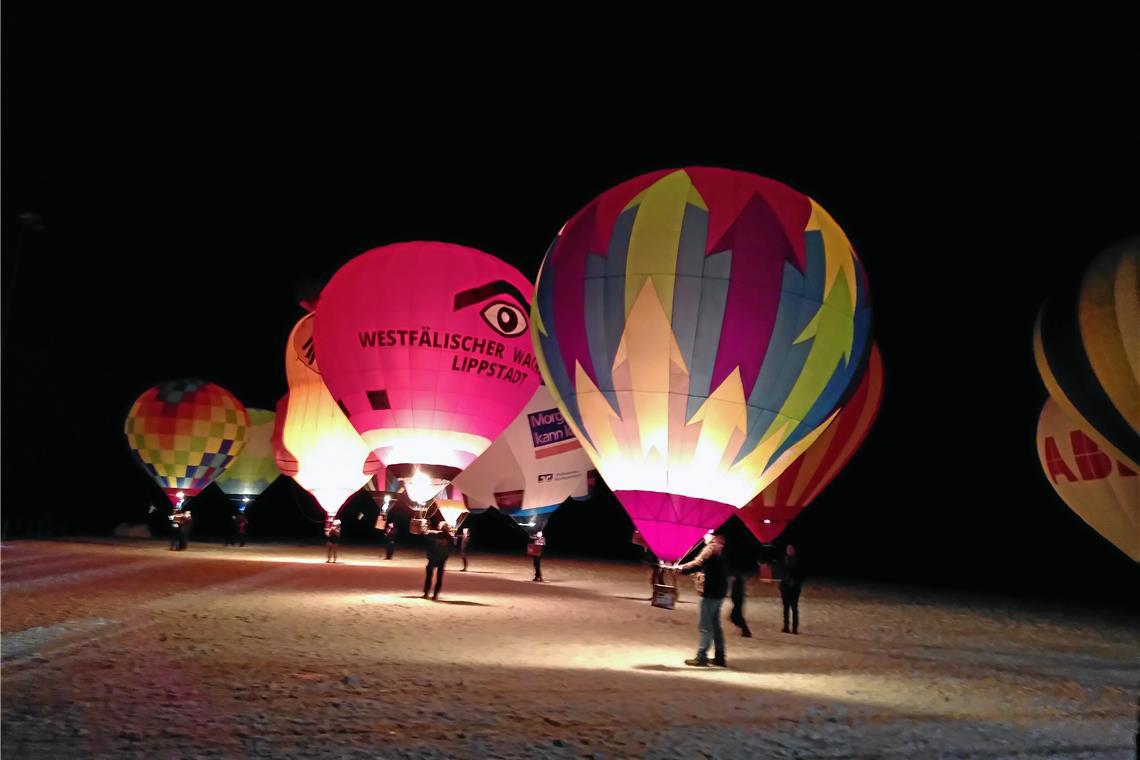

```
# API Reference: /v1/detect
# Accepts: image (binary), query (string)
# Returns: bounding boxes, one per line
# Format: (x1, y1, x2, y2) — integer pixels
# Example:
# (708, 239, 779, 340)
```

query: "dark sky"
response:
(3, 8, 1138, 597)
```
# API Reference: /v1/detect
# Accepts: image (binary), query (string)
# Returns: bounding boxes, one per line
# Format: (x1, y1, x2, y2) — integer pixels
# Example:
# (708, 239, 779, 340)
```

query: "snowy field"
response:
(2, 539, 1137, 759)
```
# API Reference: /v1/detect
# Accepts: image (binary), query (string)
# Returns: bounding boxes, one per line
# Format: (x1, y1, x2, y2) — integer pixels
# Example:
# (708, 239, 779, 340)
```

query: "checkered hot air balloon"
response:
(124, 380, 250, 505)
(533, 168, 873, 562)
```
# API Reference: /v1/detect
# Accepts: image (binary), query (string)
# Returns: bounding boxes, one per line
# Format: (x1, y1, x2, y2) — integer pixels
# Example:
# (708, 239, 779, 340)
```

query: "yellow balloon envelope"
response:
(1035, 237, 1139, 470)
(215, 408, 280, 504)
(273, 313, 378, 517)
(1037, 397, 1139, 561)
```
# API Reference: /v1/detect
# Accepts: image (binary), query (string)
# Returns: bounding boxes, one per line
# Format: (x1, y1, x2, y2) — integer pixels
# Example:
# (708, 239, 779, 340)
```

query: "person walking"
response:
(677, 533, 729, 667)
(726, 540, 754, 637)
(779, 544, 803, 634)
(423, 522, 453, 600)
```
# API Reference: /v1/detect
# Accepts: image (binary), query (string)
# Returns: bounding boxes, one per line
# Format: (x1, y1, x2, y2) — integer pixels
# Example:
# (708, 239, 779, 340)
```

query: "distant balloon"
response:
(124, 380, 249, 505)
(740, 343, 883, 542)
(533, 168, 872, 560)
(1037, 397, 1138, 561)
(215, 408, 280, 508)
(1034, 237, 1139, 470)
(273, 313, 379, 519)
(454, 383, 595, 534)
(313, 241, 541, 499)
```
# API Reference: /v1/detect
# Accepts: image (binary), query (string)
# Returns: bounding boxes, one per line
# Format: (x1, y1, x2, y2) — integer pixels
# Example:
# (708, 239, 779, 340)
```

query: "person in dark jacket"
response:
(726, 542, 754, 638)
(178, 510, 192, 550)
(457, 527, 471, 571)
(384, 521, 399, 560)
(226, 512, 249, 547)
(236, 513, 249, 547)
(169, 509, 182, 551)
(780, 544, 803, 634)
(423, 522, 453, 600)
(325, 518, 342, 563)
(677, 533, 729, 667)
(530, 531, 546, 581)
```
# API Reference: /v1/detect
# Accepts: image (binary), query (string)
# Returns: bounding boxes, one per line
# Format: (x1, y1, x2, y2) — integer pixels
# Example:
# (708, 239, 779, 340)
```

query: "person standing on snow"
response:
(325, 518, 342, 563)
(529, 531, 546, 582)
(677, 533, 729, 668)
(384, 520, 399, 560)
(779, 544, 803, 634)
(423, 522, 453, 600)
(457, 527, 471, 571)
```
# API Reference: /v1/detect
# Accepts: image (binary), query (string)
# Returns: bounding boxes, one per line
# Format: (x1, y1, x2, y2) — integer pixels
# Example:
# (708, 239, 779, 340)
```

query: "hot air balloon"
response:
(273, 313, 379, 520)
(1037, 397, 1139, 561)
(124, 380, 249, 505)
(313, 241, 542, 508)
(1034, 237, 1139, 471)
(215, 408, 280, 509)
(533, 168, 872, 561)
(454, 383, 596, 534)
(739, 343, 883, 542)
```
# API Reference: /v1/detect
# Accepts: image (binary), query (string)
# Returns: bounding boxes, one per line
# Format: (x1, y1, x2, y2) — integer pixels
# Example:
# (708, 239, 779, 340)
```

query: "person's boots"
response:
(684, 655, 709, 667)
(741, 624, 752, 638)
(712, 654, 727, 667)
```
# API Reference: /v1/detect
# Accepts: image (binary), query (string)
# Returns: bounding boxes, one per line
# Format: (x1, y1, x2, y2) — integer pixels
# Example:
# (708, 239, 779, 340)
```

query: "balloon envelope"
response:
(124, 380, 249, 505)
(1034, 237, 1139, 470)
(453, 383, 594, 533)
(313, 242, 541, 490)
(273, 313, 378, 517)
(1037, 397, 1139, 561)
(533, 168, 872, 560)
(740, 343, 883, 542)
(215, 408, 280, 505)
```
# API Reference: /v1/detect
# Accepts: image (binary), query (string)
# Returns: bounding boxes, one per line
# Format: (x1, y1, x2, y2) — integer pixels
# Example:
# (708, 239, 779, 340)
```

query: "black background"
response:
(3, 8, 1138, 602)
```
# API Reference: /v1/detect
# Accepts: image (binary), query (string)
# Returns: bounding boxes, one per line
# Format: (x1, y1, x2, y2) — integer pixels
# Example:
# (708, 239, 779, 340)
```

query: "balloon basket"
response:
(409, 505, 430, 535)
(373, 514, 387, 531)
(651, 567, 679, 610)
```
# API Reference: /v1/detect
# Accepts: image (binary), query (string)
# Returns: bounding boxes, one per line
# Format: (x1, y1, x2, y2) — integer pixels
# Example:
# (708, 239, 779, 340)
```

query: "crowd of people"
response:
(163, 498, 806, 669)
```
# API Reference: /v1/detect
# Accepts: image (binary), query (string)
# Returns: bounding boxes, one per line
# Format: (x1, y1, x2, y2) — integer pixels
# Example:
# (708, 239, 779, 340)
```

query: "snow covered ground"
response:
(2, 539, 1137, 758)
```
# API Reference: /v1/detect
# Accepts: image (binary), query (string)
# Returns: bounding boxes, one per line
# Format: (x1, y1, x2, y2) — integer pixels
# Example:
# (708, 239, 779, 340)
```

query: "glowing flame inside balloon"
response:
(434, 499, 469, 527)
(405, 470, 440, 505)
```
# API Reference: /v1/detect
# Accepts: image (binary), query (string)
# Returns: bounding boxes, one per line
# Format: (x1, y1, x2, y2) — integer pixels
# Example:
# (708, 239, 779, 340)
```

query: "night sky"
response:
(4, 8, 1137, 600)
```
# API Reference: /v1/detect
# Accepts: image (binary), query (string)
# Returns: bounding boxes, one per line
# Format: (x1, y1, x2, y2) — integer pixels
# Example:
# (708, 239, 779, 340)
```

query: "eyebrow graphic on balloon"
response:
(453, 280, 531, 338)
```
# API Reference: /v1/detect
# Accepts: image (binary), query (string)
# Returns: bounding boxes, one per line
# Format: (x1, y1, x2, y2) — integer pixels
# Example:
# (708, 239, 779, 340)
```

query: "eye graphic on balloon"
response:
(481, 301, 528, 337)
(453, 279, 532, 338)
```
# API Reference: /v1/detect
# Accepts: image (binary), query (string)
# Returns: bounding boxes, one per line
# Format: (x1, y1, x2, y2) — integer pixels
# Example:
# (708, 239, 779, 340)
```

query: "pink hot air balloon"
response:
(313, 242, 542, 499)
